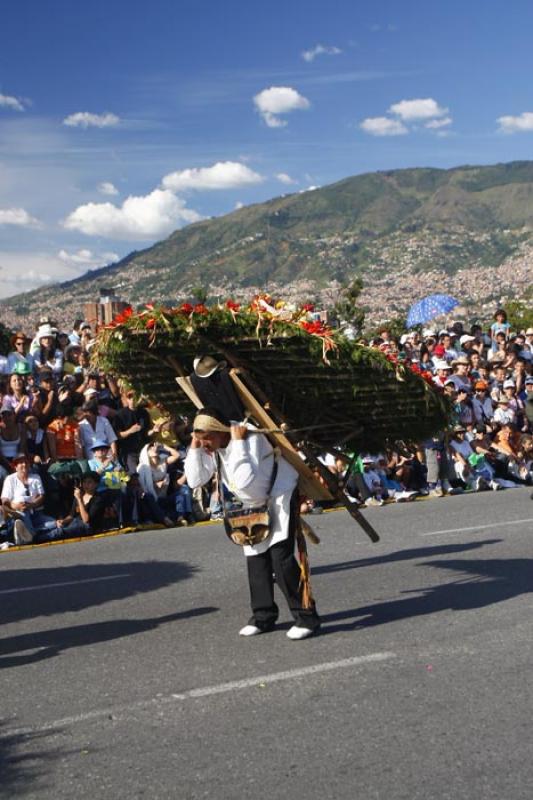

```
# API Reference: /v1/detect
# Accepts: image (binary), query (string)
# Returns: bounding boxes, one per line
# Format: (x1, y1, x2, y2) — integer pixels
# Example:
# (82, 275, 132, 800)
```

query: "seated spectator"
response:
(88, 440, 126, 492)
(360, 455, 389, 505)
(490, 424, 531, 484)
(138, 442, 184, 526)
(40, 471, 106, 541)
(1, 453, 55, 544)
(78, 400, 118, 459)
(433, 360, 453, 388)
(449, 425, 496, 491)
(7, 332, 33, 375)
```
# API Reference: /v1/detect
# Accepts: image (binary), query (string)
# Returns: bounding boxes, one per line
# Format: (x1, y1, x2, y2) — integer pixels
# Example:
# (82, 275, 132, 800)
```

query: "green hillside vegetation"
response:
(3, 160, 533, 325)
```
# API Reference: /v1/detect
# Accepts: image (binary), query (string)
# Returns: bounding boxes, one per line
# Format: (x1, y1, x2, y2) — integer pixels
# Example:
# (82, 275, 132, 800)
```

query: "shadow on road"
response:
(0, 606, 218, 669)
(0, 559, 198, 626)
(0, 720, 77, 799)
(321, 552, 533, 633)
(313, 539, 501, 576)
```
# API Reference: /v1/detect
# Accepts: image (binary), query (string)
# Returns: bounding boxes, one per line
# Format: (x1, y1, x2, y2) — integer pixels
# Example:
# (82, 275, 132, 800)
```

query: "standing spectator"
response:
(113, 390, 150, 473)
(78, 400, 118, 459)
(472, 380, 494, 425)
(32, 324, 63, 380)
(4, 371, 35, 422)
(490, 309, 511, 350)
(47, 410, 82, 462)
(7, 333, 33, 375)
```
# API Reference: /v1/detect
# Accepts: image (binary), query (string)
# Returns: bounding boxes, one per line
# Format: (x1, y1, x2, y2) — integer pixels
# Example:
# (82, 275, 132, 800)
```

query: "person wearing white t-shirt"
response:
(1, 454, 55, 543)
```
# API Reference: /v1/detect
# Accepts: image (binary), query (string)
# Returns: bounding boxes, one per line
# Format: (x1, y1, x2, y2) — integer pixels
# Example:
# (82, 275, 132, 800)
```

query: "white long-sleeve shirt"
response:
(184, 430, 298, 556)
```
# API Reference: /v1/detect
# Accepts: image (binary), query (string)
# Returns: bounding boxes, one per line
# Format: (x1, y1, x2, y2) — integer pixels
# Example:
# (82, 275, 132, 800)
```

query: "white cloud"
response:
(97, 181, 119, 196)
(360, 116, 408, 136)
(301, 44, 342, 62)
(299, 185, 320, 193)
(162, 161, 263, 192)
(63, 188, 201, 240)
(0, 207, 40, 226)
(425, 116, 453, 129)
(389, 98, 448, 121)
(58, 248, 119, 265)
(63, 111, 120, 128)
(276, 172, 298, 185)
(235, 201, 244, 210)
(0, 93, 26, 112)
(497, 112, 533, 133)
(253, 86, 310, 128)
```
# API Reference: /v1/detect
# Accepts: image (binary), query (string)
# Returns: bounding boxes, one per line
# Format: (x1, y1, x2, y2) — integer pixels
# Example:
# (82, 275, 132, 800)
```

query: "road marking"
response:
(1, 651, 395, 737)
(420, 518, 533, 537)
(0, 573, 131, 596)
(171, 651, 395, 699)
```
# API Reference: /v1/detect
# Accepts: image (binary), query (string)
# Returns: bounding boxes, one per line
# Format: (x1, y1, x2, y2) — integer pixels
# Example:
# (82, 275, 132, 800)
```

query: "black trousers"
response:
(245, 498, 320, 631)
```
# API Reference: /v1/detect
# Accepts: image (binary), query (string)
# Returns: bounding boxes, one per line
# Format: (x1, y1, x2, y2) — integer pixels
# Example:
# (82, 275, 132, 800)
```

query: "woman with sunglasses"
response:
(7, 332, 34, 375)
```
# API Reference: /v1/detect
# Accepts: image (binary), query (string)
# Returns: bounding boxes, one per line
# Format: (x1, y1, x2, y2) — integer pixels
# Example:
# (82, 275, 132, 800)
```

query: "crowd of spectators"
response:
(329, 309, 533, 507)
(0, 309, 532, 549)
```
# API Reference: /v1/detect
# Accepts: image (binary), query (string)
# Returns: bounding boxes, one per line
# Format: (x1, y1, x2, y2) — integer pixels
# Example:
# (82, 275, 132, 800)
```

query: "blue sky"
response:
(1, 0, 533, 297)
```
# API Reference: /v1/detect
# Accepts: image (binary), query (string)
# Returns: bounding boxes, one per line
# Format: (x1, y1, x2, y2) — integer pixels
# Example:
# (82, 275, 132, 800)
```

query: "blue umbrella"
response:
(406, 294, 458, 329)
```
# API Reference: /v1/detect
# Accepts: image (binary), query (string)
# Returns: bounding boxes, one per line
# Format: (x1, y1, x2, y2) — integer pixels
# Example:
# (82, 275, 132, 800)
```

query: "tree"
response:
(190, 285, 208, 305)
(504, 299, 533, 332)
(332, 278, 365, 336)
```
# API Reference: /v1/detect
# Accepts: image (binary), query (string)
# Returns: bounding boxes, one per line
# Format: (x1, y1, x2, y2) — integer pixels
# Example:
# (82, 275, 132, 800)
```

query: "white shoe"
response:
(239, 624, 263, 637)
(286, 626, 314, 641)
(13, 520, 34, 545)
(0, 541, 13, 550)
(490, 481, 502, 491)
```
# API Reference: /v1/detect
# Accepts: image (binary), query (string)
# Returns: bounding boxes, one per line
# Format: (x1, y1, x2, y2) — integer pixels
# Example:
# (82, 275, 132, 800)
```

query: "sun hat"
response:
(459, 334, 476, 345)
(10, 361, 31, 376)
(452, 356, 470, 366)
(526, 328, 533, 336)
(498, 397, 510, 404)
(90, 439, 110, 451)
(452, 424, 466, 433)
(434, 360, 451, 370)
(193, 355, 227, 378)
(36, 324, 56, 342)
(503, 379, 516, 389)
(423, 328, 437, 338)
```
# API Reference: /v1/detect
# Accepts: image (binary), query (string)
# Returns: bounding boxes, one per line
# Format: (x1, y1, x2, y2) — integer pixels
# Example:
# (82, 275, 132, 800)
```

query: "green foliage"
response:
(504, 300, 533, 332)
(333, 278, 365, 334)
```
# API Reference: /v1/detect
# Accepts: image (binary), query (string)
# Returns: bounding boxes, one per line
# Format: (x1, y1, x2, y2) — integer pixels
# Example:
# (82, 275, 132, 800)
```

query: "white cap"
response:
(460, 334, 475, 345)
(434, 360, 451, 370)
(503, 379, 515, 389)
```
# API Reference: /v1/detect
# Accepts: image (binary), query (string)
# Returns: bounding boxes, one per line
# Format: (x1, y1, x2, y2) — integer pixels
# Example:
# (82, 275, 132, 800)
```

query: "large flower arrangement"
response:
(93, 295, 451, 453)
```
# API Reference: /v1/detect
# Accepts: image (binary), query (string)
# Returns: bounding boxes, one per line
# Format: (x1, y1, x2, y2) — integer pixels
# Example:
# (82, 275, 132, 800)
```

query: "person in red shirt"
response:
(47, 413, 82, 462)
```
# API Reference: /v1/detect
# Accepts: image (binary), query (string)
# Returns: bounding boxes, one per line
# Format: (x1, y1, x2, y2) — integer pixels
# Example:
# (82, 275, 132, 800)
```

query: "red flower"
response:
(193, 304, 208, 314)
(146, 318, 156, 329)
(301, 303, 315, 312)
(180, 303, 193, 314)
(225, 299, 240, 311)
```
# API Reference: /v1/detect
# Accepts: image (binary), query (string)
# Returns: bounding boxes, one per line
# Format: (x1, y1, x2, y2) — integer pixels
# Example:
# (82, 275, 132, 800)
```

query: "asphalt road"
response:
(1, 488, 533, 799)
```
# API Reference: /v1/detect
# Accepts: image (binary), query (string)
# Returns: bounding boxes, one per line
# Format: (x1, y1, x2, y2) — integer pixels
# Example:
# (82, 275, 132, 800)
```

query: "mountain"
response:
(3, 160, 533, 330)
